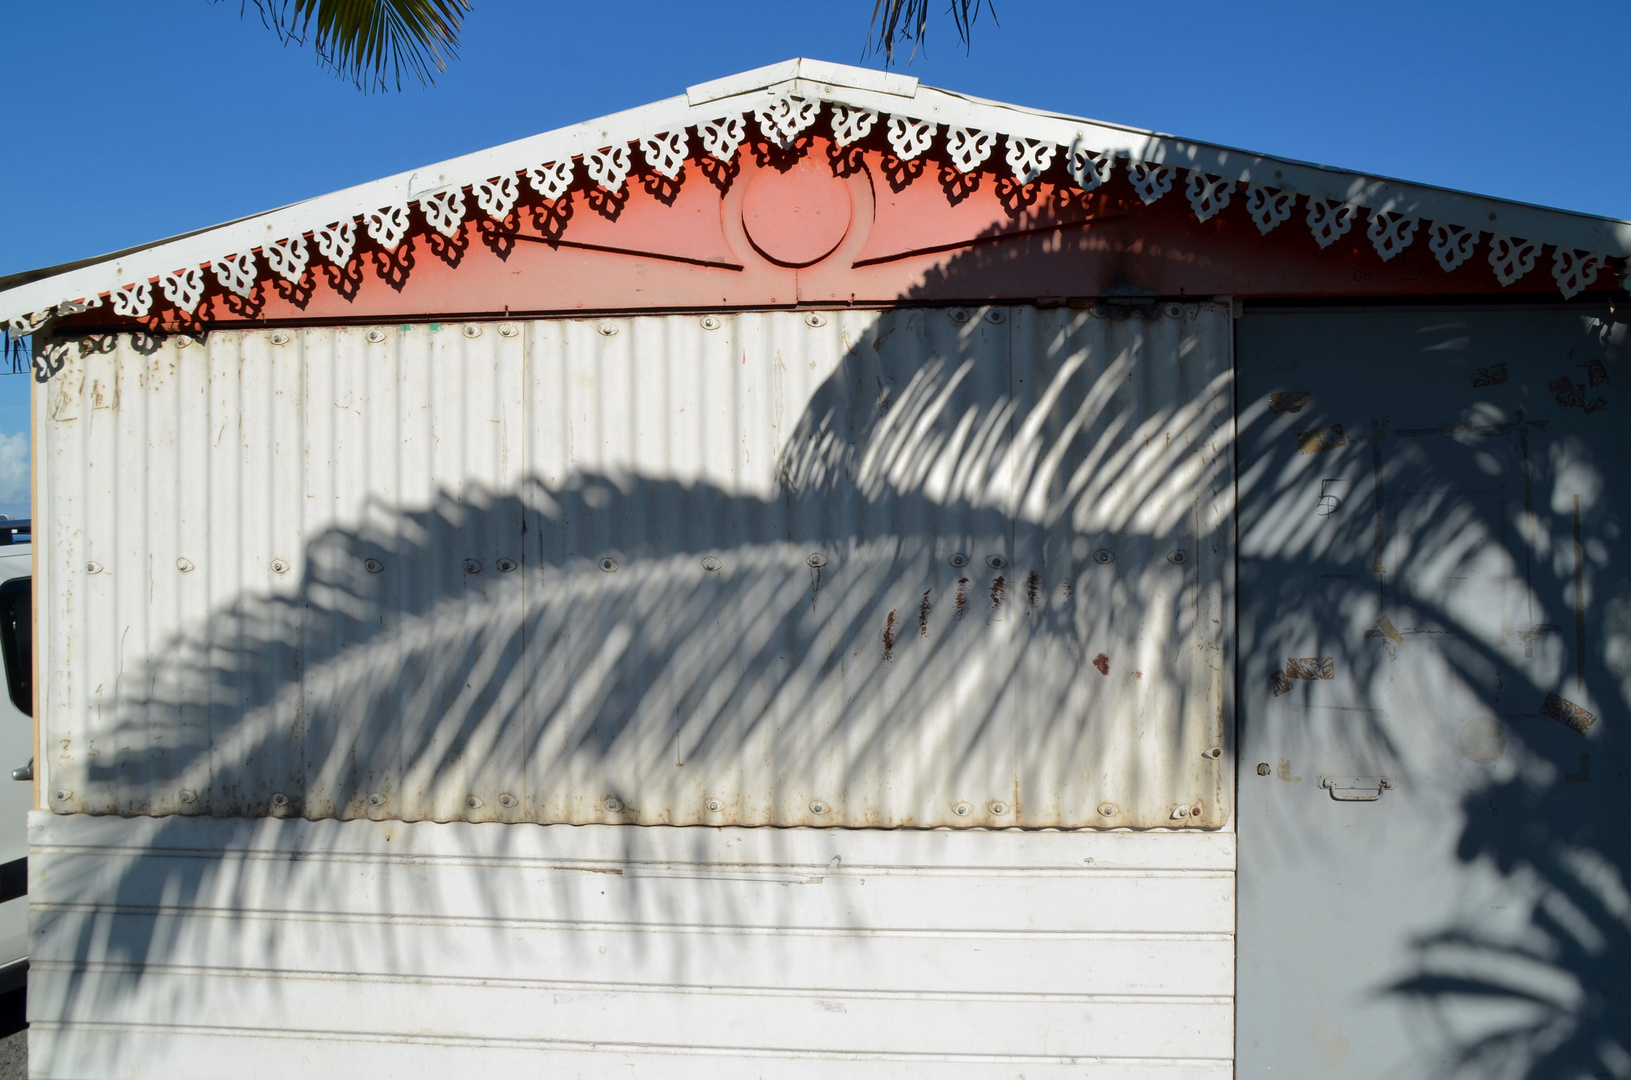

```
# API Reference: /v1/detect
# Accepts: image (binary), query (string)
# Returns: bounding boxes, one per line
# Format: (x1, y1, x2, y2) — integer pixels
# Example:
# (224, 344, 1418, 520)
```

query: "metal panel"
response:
(30, 811, 1235, 1079)
(38, 305, 1231, 828)
(1235, 308, 1630, 1080)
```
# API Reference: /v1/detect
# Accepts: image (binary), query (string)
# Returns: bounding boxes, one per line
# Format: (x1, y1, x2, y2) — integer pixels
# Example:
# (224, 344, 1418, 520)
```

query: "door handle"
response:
(1319, 775, 1392, 801)
(11, 759, 30, 782)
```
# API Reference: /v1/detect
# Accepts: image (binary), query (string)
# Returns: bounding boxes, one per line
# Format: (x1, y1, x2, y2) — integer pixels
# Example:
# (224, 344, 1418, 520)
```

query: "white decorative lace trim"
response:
(754, 96, 820, 149)
(1127, 162, 1177, 205)
(1428, 223, 1479, 272)
(419, 190, 466, 239)
(1185, 171, 1233, 223)
(213, 253, 258, 298)
(698, 117, 747, 162)
(1552, 248, 1600, 299)
(473, 176, 519, 221)
(1488, 234, 1541, 287)
(527, 161, 572, 201)
(1005, 137, 1056, 186)
(265, 237, 310, 282)
(1366, 211, 1417, 262)
(887, 116, 937, 161)
(160, 268, 206, 313)
(315, 221, 357, 266)
(1305, 198, 1357, 249)
(112, 283, 153, 319)
(1068, 144, 1113, 191)
(640, 131, 688, 179)
(1245, 184, 1294, 235)
(829, 105, 877, 148)
(366, 205, 412, 251)
(945, 127, 995, 173)
(585, 147, 633, 193)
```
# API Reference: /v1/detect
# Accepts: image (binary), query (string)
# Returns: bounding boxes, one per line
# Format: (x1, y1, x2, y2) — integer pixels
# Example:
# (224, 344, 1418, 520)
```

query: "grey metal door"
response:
(1236, 308, 1629, 1080)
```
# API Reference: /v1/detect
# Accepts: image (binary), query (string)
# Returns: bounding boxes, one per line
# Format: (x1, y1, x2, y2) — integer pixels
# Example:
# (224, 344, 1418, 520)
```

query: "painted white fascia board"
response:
(687, 57, 916, 107)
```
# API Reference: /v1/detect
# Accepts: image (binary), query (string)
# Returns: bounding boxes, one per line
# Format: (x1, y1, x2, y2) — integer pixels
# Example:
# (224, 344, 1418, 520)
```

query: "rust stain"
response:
(882, 610, 897, 662)
(1541, 692, 1597, 734)
(918, 590, 932, 637)
(1133, 670, 1143, 680)
(990, 576, 1006, 608)
(1092, 653, 1109, 675)
(1471, 363, 1508, 387)
(1269, 391, 1310, 414)
(1285, 656, 1334, 680)
(1296, 424, 1346, 454)
(954, 577, 969, 619)
(1270, 670, 1292, 696)
(1062, 580, 1073, 598)
(1026, 571, 1042, 607)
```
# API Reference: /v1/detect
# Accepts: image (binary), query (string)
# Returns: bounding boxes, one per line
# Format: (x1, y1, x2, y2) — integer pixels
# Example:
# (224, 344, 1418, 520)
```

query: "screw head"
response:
(1191, 802, 1204, 819)
(1093, 549, 1114, 565)
(599, 556, 618, 573)
(597, 321, 619, 337)
(1163, 303, 1185, 319)
(987, 800, 1009, 815)
(1171, 804, 1190, 818)
(985, 554, 1007, 569)
(53, 789, 71, 802)
(806, 552, 828, 569)
(701, 556, 722, 572)
(367, 792, 385, 806)
(498, 323, 519, 338)
(175, 558, 194, 573)
(1256, 762, 1271, 775)
(462, 324, 482, 338)
(178, 789, 197, 804)
(700, 315, 722, 331)
(85, 562, 103, 575)
(1167, 549, 1188, 565)
(1097, 802, 1119, 817)
(466, 795, 484, 809)
(364, 558, 384, 574)
(809, 800, 829, 815)
(366, 329, 386, 343)
(175, 335, 192, 349)
(271, 558, 290, 575)
(604, 796, 623, 813)
(948, 307, 970, 323)
(495, 558, 518, 573)
(1206, 746, 1223, 759)
(462, 559, 482, 574)
(804, 312, 828, 328)
(271, 792, 289, 808)
(269, 331, 291, 346)
(952, 801, 972, 817)
(948, 552, 969, 568)
(705, 798, 723, 813)
(498, 793, 518, 808)
(984, 309, 1006, 324)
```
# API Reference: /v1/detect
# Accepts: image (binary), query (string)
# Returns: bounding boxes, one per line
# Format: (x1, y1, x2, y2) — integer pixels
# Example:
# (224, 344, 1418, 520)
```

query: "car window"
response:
(0, 578, 29, 716)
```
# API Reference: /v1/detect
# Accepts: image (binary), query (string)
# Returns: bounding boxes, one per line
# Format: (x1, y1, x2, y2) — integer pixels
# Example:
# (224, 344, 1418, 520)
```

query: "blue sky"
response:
(2, 0, 1628, 519)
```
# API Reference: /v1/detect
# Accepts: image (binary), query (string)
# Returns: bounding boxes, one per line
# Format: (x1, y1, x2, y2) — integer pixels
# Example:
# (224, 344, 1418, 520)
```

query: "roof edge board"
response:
(687, 58, 916, 107)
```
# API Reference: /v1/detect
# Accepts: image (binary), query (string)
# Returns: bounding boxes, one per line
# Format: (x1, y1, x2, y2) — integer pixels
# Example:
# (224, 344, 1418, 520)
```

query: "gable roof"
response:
(5, 57, 1627, 338)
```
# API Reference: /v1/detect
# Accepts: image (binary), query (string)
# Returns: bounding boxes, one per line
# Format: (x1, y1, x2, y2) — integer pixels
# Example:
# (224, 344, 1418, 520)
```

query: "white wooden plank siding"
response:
(29, 813, 1234, 1079)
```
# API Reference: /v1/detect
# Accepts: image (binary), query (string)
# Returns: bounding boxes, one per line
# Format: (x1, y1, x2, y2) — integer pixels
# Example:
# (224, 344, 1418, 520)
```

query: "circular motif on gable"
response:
(741, 159, 853, 267)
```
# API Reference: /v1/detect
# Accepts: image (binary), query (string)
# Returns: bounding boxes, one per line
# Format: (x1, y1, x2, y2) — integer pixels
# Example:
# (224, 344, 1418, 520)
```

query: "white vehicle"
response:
(0, 518, 28, 992)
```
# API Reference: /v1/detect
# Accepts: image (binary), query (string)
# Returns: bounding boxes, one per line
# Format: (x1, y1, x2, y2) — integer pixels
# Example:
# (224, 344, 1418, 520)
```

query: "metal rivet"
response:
(466, 795, 483, 809)
(597, 321, 619, 337)
(366, 328, 386, 343)
(364, 558, 384, 574)
(176, 336, 192, 349)
(498, 323, 519, 338)
(988, 800, 1009, 815)
(701, 556, 722, 572)
(271, 558, 290, 575)
(462, 324, 482, 338)
(495, 558, 518, 573)
(600, 557, 618, 573)
(948, 552, 968, 568)
(705, 798, 723, 813)
(948, 307, 970, 323)
(1256, 762, 1271, 775)
(269, 331, 291, 346)
(53, 789, 71, 802)
(1097, 802, 1119, 817)
(985, 554, 1007, 569)
(367, 792, 385, 806)
(1206, 746, 1223, 759)
(85, 562, 103, 575)
(1093, 549, 1114, 565)
(498, 793, 518, 808)
(178, 789, 197, 804)
(463, 559, 482, 574)
(271, 793, 289, 808)
(604, 796, 623, 813)
(1168, 549, 1187, 564)
(984, 309, 1006, 324)
(1171, 804, 1191, 819)
(804, 312, 827, 328)
(809, 800, 829, 815)
(176, 557, 194, 573)
(700, 315, 721, 331)
(806, 552, 828, 569)
(952, 801, 972, 817)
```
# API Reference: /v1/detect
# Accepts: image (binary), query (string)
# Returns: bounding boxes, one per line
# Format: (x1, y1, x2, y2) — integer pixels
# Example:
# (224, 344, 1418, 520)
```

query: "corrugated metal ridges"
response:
(39, 306, 1232, 828)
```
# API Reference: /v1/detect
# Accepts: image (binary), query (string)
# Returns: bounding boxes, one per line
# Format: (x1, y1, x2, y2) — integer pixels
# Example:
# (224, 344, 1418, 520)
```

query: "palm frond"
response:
(221, 0, 471, 92)
(867, 0, 997, 67)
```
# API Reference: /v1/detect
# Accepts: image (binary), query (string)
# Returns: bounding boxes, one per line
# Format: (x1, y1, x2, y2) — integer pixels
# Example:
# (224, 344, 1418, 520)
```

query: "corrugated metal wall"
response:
(30, 811, 1235, 1079)
(38, 304, 1232, 828)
